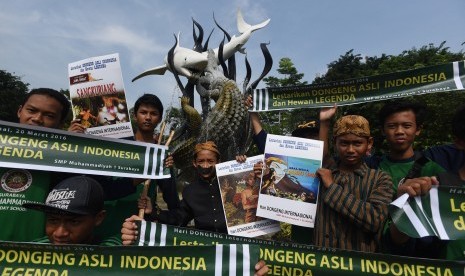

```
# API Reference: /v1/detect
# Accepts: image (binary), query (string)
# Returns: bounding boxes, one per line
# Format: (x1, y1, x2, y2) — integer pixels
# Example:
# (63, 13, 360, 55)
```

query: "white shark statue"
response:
(132, 10, 270, 81)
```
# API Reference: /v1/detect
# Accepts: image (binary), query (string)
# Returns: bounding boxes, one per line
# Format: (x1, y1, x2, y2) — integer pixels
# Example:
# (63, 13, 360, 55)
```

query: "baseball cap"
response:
(23, 176, 104, 216)
(291, 119, 319, 138)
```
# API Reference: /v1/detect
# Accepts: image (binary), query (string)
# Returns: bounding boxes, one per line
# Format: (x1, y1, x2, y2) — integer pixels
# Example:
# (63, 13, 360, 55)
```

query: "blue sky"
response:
(1, 0, 464, 115)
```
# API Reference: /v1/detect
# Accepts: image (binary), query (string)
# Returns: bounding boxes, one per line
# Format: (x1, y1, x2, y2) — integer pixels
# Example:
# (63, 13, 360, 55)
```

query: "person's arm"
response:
(157, 171, 181, 210)
(317, 168, 393, 233)
(423, 144, 464, 173)
(148, 186, 194, 227)
(249, 112, 268, 154)
(250, 112, 263, 135)
(319, 105, 337, 167)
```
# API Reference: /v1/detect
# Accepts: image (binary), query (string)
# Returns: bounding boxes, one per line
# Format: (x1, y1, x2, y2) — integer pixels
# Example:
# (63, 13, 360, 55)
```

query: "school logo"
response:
(1, 169, 32, 193)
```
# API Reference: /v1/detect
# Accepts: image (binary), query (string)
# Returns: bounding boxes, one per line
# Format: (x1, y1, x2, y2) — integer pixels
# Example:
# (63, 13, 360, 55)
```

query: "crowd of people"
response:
(1, 87, 464, 272)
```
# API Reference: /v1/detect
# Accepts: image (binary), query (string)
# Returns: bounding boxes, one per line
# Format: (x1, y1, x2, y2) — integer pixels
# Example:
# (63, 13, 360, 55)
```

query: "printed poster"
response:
(256, 134, 323, 227)
(68, 53, 133, 138)
(215, 155, 280, 237)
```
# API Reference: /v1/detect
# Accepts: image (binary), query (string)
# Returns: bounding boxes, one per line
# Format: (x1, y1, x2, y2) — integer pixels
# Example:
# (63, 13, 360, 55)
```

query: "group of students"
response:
(1, 87, 464, 267)
(0, 88, 268, 274)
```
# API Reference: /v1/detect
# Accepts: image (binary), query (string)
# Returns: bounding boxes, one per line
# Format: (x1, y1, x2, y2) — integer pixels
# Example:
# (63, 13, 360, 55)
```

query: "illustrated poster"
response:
(215, 155, 280, 237)
(256, 134, 323, 227)
(68, 53, 133, 138)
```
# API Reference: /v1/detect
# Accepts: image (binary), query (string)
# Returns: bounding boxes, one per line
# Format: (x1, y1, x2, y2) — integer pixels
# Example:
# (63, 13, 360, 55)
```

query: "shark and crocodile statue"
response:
(132, 10, 270, 81)
(132, 9, 272, 182)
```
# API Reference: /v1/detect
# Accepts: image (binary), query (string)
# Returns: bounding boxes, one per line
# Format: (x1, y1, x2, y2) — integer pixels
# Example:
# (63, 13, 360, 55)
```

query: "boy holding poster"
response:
(315, 115, 393, 252)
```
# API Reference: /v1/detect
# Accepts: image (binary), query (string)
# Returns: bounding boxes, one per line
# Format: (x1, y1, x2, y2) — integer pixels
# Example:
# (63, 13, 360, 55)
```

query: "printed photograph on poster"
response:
(256, 134, 323, 227)
(215, 155, 280, 237)
(68, 53, 133, 139)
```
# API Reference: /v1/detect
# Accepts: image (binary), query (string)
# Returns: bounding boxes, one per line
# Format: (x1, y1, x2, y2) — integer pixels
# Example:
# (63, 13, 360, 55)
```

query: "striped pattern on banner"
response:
(389, 186, 460, 240)
(143, 147, 153, 176)
(138, 220, 168, 246)
(137, 222, 254, 276)
(214, 244, 252, 276)
(252, 88, 269, 112)
(142, 146, 168, 179)
(453, 61, 465, 90)
(430, 187, 449, 239)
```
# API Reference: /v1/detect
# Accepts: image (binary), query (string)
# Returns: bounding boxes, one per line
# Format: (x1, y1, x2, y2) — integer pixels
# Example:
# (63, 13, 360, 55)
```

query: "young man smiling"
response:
(367, 100, 445, 194)
(0, 88, 72, 242)
(365, 100, 445, 258)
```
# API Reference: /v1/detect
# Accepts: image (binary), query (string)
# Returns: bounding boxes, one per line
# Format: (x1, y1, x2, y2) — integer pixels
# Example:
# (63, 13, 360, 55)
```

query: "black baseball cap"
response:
(291, 119, 320, 138)
(23, 176, 104, 216)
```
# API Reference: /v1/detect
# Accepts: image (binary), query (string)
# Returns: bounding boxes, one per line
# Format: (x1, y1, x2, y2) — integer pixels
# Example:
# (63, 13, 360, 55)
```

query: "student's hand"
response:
(121, 215, 142, 246)
(245, 95, 253, 109)
(253, 162, 264, 179)
(138, 195, 153, 215)
(68, 119, 86, 133)
(164, 154, 174, 168)
(397, 176, 438, 198)
(236, 155, 247, 163)
(254, 260, 269, 276)
(319, 104, 337, 122)
(316, 168, 333, 188)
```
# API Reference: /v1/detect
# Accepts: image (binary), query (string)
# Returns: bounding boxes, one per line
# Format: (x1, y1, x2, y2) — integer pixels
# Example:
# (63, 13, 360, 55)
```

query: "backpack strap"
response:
(398, 152, 430, 187)
(405, 151, 430, 180)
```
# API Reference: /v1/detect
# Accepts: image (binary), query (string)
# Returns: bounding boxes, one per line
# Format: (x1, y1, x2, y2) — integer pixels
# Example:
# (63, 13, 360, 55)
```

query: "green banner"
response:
(0, 120, 169, 179)
(0, 242, 258, 275)
(252, 61, 465, 111)
(390, 186, 465, 240)
(136, 221, 465, 276)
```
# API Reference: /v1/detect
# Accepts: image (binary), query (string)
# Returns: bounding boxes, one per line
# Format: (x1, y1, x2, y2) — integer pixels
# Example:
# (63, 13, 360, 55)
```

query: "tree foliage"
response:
(0, 70, 29, 122)
(260, 58, 312, 136)
(263, 58, 308, 88)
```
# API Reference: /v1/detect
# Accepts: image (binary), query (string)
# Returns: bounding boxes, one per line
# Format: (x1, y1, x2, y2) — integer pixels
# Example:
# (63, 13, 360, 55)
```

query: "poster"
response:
(215, 155, 280, 237)
(68, 53, 133, 138)
(256, 134, 323, 227)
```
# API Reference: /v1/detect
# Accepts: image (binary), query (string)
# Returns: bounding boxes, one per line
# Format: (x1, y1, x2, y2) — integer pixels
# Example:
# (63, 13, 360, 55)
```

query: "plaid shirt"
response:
(313, 163, 393, 252)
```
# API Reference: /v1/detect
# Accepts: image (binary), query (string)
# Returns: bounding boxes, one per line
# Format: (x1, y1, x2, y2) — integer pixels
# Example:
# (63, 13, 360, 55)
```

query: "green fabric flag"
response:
(0, 120, 169, 179)
(389, 186, 465, 240)
(0, 241, 258, 275)
(135, 221, 465, 275)
(253, 60, 465, 111)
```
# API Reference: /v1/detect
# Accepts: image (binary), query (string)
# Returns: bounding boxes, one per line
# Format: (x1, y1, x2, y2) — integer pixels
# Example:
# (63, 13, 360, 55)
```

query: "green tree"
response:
(263, 57, 308, 88)
(0, 70, 29, 122)
(261, 58, 311, 136)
